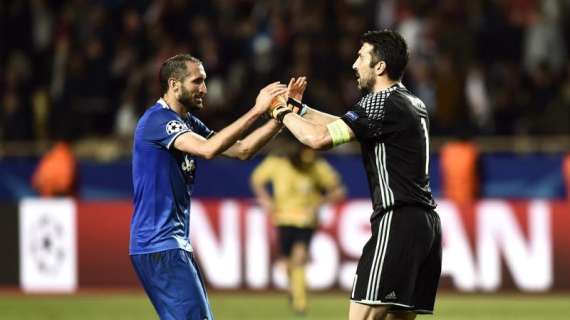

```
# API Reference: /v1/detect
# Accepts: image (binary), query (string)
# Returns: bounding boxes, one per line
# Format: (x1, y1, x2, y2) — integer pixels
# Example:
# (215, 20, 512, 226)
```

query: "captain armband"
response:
(326, 119, 352, 147)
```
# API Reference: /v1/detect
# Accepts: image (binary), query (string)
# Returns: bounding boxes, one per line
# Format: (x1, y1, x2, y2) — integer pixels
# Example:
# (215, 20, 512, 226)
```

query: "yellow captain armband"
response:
(326, 119, 352, 147)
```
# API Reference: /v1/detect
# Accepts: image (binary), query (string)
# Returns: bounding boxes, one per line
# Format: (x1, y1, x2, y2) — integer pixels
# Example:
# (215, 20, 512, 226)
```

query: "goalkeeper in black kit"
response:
(268, 30, 441, 320)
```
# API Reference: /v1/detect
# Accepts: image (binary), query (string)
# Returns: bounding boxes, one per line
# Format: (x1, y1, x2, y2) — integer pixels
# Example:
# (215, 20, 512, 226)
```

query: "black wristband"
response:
(276, 109, 292, 123)
(287, 97, 307, 116)
(287, 97, 302, 109)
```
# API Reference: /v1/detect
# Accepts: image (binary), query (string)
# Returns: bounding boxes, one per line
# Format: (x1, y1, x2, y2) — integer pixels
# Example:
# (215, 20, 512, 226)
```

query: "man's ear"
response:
(168, 78, 178, 92)
(375, 61, 386, 77)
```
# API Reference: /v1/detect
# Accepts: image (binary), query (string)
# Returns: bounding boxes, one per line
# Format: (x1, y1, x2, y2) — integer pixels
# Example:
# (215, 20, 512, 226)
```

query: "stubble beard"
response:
(179, 88, 202, 112)
(358, 74, 376, 94)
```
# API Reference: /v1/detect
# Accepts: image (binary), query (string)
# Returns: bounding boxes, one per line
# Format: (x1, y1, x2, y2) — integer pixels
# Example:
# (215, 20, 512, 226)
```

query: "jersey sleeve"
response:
(251, 157, 277, 186)
(339, 92, 400, 141)
(188, 115, 215, 139)
(142, 110, 191, 149)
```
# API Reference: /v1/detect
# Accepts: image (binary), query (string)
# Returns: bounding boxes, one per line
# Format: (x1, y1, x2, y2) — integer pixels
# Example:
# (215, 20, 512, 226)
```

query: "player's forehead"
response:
(185, 61, 206, 79)
(358, 43, 374, 56)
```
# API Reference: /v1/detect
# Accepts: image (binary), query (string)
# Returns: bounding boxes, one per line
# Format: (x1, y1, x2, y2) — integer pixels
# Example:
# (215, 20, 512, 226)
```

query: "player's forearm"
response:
(233, 120, 282, 160)
(282, 113, 332, 150)
(325, 185, 346, 204)
(303, 106, 339, 125)
(251, 184, 272, 202)
(204, 108, 263, 159)
(251, 183, 274, 211)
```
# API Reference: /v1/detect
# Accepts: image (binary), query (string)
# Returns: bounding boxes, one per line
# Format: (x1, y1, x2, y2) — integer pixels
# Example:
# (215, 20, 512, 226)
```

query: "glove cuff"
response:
(271, 105, 293, 122)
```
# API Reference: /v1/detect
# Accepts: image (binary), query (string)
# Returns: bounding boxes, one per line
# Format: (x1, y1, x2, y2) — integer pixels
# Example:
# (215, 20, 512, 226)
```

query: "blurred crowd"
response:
(2, 0, 570, 143)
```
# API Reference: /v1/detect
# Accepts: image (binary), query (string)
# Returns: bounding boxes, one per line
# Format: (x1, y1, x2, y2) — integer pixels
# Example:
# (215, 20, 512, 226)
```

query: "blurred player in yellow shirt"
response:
(251, 142, 346, 314)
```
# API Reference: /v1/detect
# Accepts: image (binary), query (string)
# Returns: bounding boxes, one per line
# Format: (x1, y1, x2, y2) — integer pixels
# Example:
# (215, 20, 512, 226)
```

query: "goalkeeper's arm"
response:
(286, 97, 338, 125)
(279, 112, 356, 150)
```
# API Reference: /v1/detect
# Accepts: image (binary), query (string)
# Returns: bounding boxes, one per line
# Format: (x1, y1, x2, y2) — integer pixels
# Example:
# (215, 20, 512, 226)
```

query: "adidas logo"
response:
(385, 291, 397, 300)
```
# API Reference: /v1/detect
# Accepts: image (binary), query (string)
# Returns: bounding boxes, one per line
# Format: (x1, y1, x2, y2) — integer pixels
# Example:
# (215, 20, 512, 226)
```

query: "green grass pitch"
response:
(0, 291, 569, 319)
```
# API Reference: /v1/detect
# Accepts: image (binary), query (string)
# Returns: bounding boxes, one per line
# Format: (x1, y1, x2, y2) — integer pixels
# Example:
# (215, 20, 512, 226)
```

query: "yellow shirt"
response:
(251, 156, 341, 228)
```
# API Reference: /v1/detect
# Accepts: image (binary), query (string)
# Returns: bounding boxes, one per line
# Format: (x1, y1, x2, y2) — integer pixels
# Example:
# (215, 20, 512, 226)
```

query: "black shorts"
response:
(277, 226, 315, 257)
(350, 206, 442, 314)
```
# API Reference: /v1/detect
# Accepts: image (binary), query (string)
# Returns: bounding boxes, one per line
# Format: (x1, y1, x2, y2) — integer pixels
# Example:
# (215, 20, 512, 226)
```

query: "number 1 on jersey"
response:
(420, 117, 429, 175)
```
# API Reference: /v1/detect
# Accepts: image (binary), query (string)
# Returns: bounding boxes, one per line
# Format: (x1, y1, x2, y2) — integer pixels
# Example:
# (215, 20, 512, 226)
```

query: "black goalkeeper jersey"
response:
(340, 83, 436, 221)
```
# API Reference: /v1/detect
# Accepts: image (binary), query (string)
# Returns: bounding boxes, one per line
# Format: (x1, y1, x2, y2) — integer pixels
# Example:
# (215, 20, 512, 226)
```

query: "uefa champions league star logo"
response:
(29, 214, 66, 274)
(166, 120, 188, 135)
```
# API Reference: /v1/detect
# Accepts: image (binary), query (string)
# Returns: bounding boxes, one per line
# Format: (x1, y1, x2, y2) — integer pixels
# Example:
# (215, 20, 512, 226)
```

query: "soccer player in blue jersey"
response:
(129, 54, 289, 320)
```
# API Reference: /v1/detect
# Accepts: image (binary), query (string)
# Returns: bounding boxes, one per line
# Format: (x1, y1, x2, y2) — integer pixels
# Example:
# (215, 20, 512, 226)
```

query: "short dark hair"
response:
(159, 54, 202, 94)
(361, 30, 409, 81)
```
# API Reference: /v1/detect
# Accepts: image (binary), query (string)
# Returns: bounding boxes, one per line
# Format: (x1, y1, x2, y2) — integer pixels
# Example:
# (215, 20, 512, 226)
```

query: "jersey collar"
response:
(364, 82, 404, 99)
(385, 82, 405, 91)
(157, 98, 193, 120)
(157, 98, 170, 110)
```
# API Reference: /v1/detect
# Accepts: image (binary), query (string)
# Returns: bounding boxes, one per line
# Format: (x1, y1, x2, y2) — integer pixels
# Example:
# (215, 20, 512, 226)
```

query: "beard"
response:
(178, 88, 202, 112)
(357, 73, 376, 93)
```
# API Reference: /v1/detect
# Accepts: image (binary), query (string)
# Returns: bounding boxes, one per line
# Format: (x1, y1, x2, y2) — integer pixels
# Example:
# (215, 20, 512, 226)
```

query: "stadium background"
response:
(1, 0, 570, 319)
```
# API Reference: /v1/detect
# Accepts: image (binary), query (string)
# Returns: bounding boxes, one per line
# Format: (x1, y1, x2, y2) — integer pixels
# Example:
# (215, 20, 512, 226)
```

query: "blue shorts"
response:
(131, 249, 214, 320)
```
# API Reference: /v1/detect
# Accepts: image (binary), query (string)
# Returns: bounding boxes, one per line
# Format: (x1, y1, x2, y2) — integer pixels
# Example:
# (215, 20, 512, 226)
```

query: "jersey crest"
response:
(181, 155, 195, 174)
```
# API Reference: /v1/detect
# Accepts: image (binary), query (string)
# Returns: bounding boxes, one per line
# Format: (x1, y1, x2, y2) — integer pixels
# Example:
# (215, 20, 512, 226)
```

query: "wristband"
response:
(276, 109, 292, 123)
(271, 105, 292, 121)
(287, 98, 308, 116)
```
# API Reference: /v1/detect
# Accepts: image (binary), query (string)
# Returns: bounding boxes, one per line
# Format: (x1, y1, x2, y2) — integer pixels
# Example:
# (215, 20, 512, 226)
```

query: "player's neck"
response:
(162, 94, 186, 116)
(372, 77, 399, 93)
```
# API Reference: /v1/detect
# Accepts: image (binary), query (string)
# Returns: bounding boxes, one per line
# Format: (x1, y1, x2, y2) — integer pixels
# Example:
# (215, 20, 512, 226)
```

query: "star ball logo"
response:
(166, 120, 188, 135)
(29, 213, 67, 274)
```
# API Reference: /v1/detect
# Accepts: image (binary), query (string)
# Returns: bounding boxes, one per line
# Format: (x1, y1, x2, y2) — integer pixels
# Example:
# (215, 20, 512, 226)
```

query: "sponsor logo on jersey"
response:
(345, 111, 358, 121)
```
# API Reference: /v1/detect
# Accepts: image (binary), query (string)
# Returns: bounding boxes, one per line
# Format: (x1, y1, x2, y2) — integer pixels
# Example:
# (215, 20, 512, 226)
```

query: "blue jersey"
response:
(130, 99, 213, 255)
